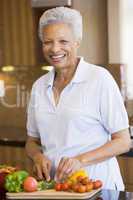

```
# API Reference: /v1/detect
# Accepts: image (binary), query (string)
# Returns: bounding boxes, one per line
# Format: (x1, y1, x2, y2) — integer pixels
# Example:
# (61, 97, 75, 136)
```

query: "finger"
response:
(32, 166, 39, 180)
(58, 157, 67, 170)
(58, 158, 72, 180)
(60, 167, 73, 181)
(67, 169, 75, 178)
(33, 165, 36, 175)
(42, 163, 51, 181)
(31, 166, 40, 181)
(56, 157, 68, 179)
(56, 157, 66, 176)
(47, 162, 52, 181)
(47, 162, 52, 174)
(35, 164, 44, 180)
(67, 161, 77, 177)
(60, 158, 81, 180)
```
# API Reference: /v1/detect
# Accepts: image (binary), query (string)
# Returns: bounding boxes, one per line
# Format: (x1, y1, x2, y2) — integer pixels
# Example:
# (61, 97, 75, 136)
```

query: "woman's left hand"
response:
(55, 157, 82, 181)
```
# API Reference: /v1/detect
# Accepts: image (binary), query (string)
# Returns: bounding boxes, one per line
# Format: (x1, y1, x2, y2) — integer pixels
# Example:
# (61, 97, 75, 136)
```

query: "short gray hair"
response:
(39, 7, 82, 42)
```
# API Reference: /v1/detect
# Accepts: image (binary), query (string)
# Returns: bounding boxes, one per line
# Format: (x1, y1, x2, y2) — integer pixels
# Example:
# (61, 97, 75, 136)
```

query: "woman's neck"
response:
(54, 58, 79, 83)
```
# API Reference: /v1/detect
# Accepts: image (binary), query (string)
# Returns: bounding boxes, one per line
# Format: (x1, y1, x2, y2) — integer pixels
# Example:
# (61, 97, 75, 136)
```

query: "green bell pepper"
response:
(5, 170, 29, 192)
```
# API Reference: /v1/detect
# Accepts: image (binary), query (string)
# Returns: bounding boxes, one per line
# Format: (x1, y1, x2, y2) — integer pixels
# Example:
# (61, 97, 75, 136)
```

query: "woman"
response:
(26, 7, 131, 190)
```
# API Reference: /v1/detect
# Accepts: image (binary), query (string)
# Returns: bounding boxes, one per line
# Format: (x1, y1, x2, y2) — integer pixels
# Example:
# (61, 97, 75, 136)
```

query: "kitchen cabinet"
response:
(117, 156, 133, 192)
(0, 0, 36, 66)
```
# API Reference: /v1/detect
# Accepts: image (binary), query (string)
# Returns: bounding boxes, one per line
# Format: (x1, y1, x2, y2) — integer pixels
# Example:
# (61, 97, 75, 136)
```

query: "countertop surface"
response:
(0, 189, 133, 200)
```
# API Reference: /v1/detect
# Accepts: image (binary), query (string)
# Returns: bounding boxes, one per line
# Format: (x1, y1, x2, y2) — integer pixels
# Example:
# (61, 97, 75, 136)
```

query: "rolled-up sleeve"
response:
(27, 85, 39, 137)
(100, 70, 129, 134)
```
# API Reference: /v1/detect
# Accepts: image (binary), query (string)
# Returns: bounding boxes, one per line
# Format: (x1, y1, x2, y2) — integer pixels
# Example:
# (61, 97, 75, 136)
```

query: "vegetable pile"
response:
(55, 169, 102, 193)
(5, 170, 29, 192)
(0, 165, 102, 194)
(0, 165, 55, 193)
(5, 170, 55, 193)
(0, 165, 18, 189)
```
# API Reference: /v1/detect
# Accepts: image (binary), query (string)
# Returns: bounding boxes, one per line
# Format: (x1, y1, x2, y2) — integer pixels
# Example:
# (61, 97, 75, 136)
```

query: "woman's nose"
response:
(51, 42, 61, 53)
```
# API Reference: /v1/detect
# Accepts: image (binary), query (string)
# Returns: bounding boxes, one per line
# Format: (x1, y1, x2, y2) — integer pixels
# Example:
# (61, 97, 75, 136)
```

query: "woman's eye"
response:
(43, 41, 51, 45)
(60, 40, 68, 44)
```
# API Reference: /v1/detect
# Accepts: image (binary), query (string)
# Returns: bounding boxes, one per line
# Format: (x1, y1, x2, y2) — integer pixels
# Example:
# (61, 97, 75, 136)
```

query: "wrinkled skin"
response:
(33, 153, 52, 181)
(55, 157, 82, 181)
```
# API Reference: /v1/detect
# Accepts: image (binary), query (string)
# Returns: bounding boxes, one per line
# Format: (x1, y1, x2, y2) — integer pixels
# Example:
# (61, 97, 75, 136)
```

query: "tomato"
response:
(66, 180, 73, 189)
(72, 183, 80, 192)
(81, 177, 89, 185)
(78, 185, 86, 193)
(55, 183, 62, 191)
(76, 176, 84, 183)
(62, 182, 69, 191)
(85, 182, 93, 192)
(93, 180, 103, 189)
(23, 176, 38, 192)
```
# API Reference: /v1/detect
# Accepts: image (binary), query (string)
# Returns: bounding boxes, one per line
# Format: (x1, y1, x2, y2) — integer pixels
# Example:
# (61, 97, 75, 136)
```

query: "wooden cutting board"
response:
(6, 188, 101, 199)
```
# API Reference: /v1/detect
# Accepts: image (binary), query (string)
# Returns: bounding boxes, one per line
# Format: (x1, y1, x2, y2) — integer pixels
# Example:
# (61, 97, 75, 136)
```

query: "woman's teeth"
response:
(51, 55, 65, 59)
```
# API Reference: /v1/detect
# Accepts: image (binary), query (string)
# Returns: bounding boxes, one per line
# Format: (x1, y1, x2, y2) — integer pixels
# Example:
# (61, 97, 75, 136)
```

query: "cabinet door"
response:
(117, 156, 133, 192)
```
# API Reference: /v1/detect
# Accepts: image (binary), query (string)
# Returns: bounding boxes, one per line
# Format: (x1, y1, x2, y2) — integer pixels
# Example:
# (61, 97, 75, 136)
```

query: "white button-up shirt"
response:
(27, 58, 129, 190)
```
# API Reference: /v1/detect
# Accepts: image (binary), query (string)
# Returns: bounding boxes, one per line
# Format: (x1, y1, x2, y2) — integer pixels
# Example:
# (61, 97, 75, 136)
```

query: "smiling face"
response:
(42, 23, 80, 71)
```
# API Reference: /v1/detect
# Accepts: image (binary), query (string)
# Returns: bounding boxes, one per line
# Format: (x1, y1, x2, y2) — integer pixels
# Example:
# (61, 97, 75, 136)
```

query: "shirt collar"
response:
(45, 68, 55, 88)
(45, 57, 89, 88)
(71, 57, 89, 84)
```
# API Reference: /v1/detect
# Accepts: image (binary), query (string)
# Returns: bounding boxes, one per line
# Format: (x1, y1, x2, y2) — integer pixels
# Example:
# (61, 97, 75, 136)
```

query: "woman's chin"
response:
(52, 62, 67, 69)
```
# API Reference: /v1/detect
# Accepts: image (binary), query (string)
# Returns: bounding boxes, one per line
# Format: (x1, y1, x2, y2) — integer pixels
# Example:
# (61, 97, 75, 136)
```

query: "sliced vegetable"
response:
(37, 179, 55, 191)
(37, 181, 48, 191)
(45, 180, 56, 189)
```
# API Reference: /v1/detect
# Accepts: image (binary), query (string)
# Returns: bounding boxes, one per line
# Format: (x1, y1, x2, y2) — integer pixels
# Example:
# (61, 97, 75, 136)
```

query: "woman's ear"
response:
(75, 39, 81, 48)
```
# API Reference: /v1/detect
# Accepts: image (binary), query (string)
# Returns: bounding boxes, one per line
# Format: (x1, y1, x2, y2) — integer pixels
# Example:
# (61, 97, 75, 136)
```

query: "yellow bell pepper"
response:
(67, 169, 88, 183)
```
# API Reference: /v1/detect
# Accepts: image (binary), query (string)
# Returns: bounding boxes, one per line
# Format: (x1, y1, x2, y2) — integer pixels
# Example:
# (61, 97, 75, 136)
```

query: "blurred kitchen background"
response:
(0, 0, 133, 191)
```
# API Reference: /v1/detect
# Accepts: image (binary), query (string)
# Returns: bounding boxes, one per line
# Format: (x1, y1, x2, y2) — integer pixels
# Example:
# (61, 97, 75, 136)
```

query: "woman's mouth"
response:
(50, 54, 66, 63)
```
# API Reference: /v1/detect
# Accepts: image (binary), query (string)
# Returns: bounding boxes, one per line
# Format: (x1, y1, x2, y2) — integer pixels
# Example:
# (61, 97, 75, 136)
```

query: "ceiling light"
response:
(1, 66, 15, 72)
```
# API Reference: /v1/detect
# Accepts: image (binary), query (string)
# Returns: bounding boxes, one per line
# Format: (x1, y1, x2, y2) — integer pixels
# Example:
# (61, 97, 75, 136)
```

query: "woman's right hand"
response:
(33, 152, 52, 181)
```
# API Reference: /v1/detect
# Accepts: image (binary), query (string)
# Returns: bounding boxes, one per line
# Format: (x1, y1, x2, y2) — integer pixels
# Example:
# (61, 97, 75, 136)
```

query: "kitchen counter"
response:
(0, 126, 26, 147)
(0, 189, 133, 200)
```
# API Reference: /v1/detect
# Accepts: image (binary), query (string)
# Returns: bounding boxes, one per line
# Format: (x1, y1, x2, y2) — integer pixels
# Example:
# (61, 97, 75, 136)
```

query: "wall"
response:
(0, 0, 41, 129)
(107, 0, 122, 63)
(0, 0, 36, 66)
(0, 68, 45, 129)
(73, 0, 108, 65)
(107, 0, 133, 117)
